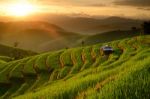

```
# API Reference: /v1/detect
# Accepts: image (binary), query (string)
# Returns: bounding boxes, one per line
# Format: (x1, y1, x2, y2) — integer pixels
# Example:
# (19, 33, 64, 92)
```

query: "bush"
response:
(142, 21, 150, 34)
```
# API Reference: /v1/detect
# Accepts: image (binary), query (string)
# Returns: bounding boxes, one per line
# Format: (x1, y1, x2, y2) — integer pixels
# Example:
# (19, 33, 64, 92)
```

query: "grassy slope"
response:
(0, 44, 37, 60)
(0, 21, 82, 52)
(82, 30, 141, 45)
(0, 35, 149, 99)
(47, 30, 141, 54)
(0, 21, 142, 52)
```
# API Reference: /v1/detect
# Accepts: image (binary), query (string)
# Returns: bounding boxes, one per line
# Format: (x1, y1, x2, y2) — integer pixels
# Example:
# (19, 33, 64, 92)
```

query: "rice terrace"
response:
(0, 0, 150, 99)
(0, 35, 149, 99)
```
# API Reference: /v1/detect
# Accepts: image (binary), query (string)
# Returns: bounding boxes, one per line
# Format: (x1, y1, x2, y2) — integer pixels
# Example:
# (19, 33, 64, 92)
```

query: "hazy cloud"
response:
(0, 0, 150, 20)
(0, 0, 150, 7)
(0, 0, 114, 7)
(114, 0, 150, 7)
(87, 4, 106, 7)
(34, 0, 111, 7)
(137, 7, 150, 11)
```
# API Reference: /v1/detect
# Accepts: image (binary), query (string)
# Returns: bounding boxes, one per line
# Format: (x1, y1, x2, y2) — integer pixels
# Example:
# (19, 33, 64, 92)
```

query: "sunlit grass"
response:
(0, 35, 149, 99)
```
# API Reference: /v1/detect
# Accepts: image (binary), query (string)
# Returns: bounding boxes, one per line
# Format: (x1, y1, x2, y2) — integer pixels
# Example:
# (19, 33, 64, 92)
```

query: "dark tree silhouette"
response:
(131, 27, 137, 30)
(142, 21, 150, 34)
(81, 40, 85, 47)
(65, 46, 69, 49)
(14, 42, 19, 47)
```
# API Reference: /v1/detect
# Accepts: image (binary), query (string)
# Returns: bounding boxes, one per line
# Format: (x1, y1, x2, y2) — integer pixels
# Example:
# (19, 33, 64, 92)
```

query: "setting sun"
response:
(6, 1, 36, 17)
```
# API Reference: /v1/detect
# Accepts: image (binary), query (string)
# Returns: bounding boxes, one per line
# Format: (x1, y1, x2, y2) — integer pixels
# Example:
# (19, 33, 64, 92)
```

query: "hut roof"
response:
(101, 45, 114, 51)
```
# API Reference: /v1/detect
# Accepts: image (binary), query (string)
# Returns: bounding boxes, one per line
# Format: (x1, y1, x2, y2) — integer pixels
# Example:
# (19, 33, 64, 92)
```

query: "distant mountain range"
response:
(52, 16, 142, 34)
(0, 15, 143, 52)
(0, 15, 143, 34)
(22, 14, 143, 34)
(0, 21, 80, 52)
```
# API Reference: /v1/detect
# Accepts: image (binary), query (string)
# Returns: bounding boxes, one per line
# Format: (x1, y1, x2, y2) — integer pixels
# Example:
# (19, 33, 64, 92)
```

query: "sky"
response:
(0, 0, 150, 19)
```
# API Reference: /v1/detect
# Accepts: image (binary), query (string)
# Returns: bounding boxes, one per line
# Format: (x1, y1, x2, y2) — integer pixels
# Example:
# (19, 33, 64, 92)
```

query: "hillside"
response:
(0, 21, 142, 52)
(0, 44, 37, 60)
(0, 35, 149, 99)
(42, 29, 142, 52)
(0, 21, 81, 52)
(82, 29, 141, 45)
(34, 15, 142, 34)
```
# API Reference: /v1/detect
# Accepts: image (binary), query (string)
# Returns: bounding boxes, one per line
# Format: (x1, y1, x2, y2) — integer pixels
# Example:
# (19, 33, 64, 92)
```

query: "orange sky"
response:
(0, 0, 150, 19)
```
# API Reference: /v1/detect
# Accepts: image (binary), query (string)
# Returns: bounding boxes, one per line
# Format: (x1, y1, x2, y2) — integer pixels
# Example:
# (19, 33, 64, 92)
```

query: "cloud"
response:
(86, 4, 106, 7)
(34, 0, 109, 7)
(137, 7, 150, 11)
(0, 0, 111, 7)
(114, 0, 150, 7)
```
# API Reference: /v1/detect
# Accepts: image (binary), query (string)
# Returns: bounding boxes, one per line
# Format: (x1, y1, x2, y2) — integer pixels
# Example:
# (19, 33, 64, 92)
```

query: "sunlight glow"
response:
(6, 1, 36, 17)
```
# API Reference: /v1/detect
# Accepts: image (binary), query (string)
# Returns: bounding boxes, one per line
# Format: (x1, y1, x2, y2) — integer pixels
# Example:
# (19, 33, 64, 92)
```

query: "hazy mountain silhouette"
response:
(0, 14, 143, 34)
(0, 21, 79, 52)
(0, 15, 143, 52)
(52, 16, 142, 34)
(27, 14, 143, 34)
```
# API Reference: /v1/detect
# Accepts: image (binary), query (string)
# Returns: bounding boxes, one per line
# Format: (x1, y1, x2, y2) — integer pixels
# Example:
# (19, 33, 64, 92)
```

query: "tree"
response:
(131, 26, 137, 31)
(81, 40, 85, 47)
(14, 42, 19, 47)
(65, 46, 69, 49)
(131, 26, 138, 33)
(142, 21, 150, 34)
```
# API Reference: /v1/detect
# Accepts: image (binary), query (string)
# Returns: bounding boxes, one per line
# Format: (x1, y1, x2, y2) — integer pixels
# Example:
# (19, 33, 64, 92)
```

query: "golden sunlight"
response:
(6, 1, 36, 17)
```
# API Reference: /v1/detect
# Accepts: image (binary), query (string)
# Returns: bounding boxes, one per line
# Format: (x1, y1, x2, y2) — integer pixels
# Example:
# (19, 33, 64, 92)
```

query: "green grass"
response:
(0, 44, 37, 60)
(23, 57, 37, 76)
(34, 54, 49, 72)
(0, 61, 18, 83)
(60, 49, 73, 67)
(83, 30, 141, 45)
(85, 51, 150, 99)
(0, 56, 13, 62)
(69, 48, 84, 74)
(9, 58, 29, 79)
(80, 46, 93, 71)
(0, 60, 6, 64)
(46, 51, 63, 69)
(0, 35, 149, 99)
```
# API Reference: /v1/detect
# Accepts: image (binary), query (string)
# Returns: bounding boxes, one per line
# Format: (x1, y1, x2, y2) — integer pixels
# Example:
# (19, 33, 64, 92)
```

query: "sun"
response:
(6, 2, 36, 17)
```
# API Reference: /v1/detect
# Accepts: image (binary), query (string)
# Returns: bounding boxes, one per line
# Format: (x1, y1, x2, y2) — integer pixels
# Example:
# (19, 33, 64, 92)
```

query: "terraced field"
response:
(0, 44, 37, 60)
(0, 35, 150, 99)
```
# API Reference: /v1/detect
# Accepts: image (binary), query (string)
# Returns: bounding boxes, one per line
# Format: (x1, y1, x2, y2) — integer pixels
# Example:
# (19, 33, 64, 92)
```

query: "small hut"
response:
(100, 45, 114, 56)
